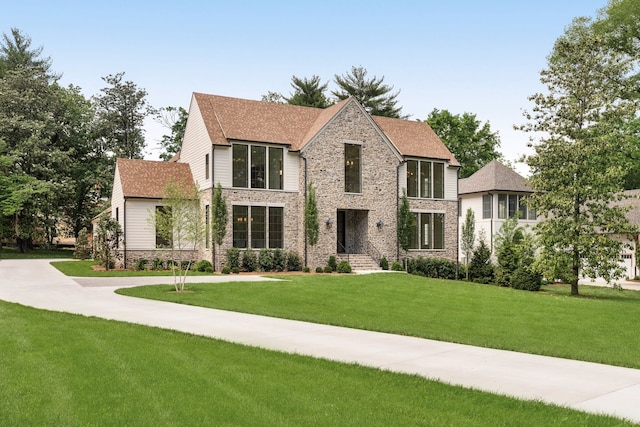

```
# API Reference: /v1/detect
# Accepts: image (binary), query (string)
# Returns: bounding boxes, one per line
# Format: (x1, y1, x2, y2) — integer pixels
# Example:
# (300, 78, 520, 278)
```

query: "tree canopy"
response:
(156, 106, 188, 161)
(520, 17, 639, 295)
(0, 28, 54, 78)
(426, 109, 503, 178)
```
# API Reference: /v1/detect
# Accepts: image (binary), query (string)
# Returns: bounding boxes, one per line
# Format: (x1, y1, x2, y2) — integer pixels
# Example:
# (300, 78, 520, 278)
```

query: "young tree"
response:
(520, 18, 639, 295)
(305, 181, 319, 248)
(285, 75, 333, 108)
(332, 66, 405, 118)
(426, 109, 503, 178)
(493, 215, 525, 287)
(156, 106, 188, 161)
(460, 208, 476, 280)
(94, 215, 121, 270)
(152, 180, 203, 291)
(93, 72, 155, 160)
(468, 231, 494, 284)
(397, 188, 414, 260)
(211, 182, 228, 271)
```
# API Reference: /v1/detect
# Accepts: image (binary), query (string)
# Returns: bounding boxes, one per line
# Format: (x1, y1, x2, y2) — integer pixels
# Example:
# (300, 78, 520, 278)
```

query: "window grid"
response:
(406, 160, 445, 199)
(233, 143, 283, 190)
(233, 205, 284, 249)
(408, 212, 445, 250)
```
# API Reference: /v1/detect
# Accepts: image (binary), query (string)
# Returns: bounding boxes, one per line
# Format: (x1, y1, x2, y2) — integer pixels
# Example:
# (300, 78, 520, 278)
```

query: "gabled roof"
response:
(459, 160, 532, 195)
(116, 158, 195, 198)
(191, 92, 458, 164)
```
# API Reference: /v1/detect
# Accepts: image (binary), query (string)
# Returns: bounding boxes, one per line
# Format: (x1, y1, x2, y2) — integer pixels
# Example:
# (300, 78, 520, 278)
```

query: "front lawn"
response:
(0, 300, 629, 426)
(118, 273, 640, 369)
(51, 260, 216, 277)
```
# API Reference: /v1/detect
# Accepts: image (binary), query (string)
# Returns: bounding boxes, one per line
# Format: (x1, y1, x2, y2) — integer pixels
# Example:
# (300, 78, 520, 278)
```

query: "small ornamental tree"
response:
(74, 227, 90, 260)
(460, 208, 476, 280)
(397, 188, 414, 263)
(305, 181, 319, 257)
(94, 215, 121, 270)
(151, 180, 203, 292)
(211, 182, 227, 271)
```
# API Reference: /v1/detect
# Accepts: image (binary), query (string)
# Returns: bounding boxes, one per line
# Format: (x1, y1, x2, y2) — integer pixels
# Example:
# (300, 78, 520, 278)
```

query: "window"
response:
(344, 143, 361, 193)
(115, 207, 119, 222)
(233, 205, 284, 249)
(497, 194, 536, 219)
(232, 206, 248, 248)
(408, 212, 445, 250)
(205, 154, 209, 180)
(482, 194, 492, 219)
(155, 206, 172, 248)
(406, 160, 445, 199)
(233, 143, 283, 190)
(205, 204, 210, 249)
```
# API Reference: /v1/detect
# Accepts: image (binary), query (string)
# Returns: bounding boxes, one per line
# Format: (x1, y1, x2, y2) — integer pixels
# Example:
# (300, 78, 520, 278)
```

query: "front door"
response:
(337, 210, 346, 253)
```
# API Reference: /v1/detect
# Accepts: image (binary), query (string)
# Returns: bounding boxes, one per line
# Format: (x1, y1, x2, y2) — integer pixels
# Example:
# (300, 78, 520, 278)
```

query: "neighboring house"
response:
(458, 160, 538, 262)
(110, 93, 460, 269)
(609, 189, 640, 279)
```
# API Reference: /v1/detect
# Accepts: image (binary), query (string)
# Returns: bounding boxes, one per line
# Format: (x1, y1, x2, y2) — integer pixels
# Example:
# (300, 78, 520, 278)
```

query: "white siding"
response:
(444, 166, 458, 201)
(398, 162, 407, 193)
(213, 146, 232, 188)
(124, 199, 158, 250)
(180, 95, 212, 190)
(283, 150, 299, 192)
(111, 166, 125, 245)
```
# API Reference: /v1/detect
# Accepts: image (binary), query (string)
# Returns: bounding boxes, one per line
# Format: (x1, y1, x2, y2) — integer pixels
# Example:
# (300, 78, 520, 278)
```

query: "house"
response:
(458, 160, 538, 262)
(110, 93, 460, 269)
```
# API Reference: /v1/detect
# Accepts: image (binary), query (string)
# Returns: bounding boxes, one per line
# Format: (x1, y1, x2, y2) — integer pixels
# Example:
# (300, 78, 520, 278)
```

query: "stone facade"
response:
(119, 249, 200, 269)
(407, 198, 459, 261)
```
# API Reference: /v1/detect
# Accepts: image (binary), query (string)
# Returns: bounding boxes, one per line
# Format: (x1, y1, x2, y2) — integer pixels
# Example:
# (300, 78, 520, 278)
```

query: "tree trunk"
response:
(571, 263, 580, 296)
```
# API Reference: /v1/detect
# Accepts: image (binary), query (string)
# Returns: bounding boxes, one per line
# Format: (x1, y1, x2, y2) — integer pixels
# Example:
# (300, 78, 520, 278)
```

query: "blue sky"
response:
(3, 0, 607, 174)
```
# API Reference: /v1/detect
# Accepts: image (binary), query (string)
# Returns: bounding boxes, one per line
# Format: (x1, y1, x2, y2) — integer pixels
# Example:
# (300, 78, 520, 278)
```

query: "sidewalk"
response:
(2, 259, 640, 423)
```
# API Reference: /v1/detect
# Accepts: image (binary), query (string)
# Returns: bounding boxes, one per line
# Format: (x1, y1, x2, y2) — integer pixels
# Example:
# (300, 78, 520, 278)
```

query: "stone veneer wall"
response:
(118, 249, 200, 269)
(301, 101, 401, 268)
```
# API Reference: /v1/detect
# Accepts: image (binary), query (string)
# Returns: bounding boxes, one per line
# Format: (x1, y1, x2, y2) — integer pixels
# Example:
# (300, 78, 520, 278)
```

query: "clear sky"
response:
(3, 0, 607, 175)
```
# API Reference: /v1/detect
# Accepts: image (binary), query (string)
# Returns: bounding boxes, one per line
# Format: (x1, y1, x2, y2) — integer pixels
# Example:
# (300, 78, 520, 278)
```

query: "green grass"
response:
(118, 273, 640, 369)
(51, 260, 216, 277)
(0, 300, 631, 426)
(0, 247, 74, 259)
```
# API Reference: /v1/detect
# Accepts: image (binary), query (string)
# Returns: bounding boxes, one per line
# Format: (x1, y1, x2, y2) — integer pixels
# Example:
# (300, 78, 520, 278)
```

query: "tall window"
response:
(408, 212, 445, 250)
(482, 194, 492, 219)
(233, 205, 283, 249)
(155, 206, 172, 248)
(233, 144, 283, 190)
(232, 205, 248, 248)
(205, 154, 209, 180)
(344, 143, 361, 193)
(497, 194, 536, 219)
(406, 160, 445, 199)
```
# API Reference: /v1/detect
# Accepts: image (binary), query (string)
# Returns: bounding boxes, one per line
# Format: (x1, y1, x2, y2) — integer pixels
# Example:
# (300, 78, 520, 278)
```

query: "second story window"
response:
(205, 154, 209, 180)
(232, 143, 283, 190)
(345, 143, 361, 193)
(482, 194, 492, 219)
(406, 160, 445, 199)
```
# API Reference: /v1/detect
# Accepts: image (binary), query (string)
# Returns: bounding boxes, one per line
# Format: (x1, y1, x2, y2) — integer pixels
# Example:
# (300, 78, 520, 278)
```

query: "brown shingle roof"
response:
(459, 160, 532, 194)
(116, 158, 195, 198)
(192, 92, 458, 163)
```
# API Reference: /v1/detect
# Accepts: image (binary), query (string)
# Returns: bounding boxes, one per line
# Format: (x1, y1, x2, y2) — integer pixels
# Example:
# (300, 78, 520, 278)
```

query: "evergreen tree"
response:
(460, 208, 476, 280)
(285, 75, 333, 108)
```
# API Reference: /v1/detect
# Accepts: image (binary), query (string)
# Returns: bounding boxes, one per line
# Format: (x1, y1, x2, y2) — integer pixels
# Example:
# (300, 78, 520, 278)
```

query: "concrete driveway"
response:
(2, 258, 640, 423)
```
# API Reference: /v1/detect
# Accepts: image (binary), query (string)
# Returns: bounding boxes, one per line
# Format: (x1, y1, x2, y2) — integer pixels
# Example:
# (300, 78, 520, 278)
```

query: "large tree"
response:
(521, 17, 639, 295)
(285, 75, 333, 108)
(426, 109, 503, 178)
(0, 28, 54, 78)
(332, 66, 405, 118)
(92, 72, 154, 160)
(156, 106, 188, 161)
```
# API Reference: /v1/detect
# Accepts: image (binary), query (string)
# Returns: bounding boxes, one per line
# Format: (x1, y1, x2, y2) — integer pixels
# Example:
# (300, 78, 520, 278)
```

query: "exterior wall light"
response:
(326, 218, 333, 226)
(376, 220, 384, 228)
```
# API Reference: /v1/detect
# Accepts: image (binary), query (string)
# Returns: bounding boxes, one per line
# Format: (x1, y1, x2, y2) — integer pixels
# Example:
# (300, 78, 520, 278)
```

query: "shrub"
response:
(231, 266, 240, 274)
(242, 249, 257, 272)
(379, 256, 389, 271)
(324, 265, 333, 273)
(152, 258, 164, 271)
(134, 259, 148, 271)
(327, 256, 338, 272)
(511, 266, 543, 291)
(286, 251, 302, 271)
(406, 257, 457, 280)
(74, 227, 91, 260)
(336, 260, 352, 274)
(391, 261, 403, 271)
(196, 260, 213, 272)
(226, 248, 241, 270)
(205, 266, 214, 273)
(258, 248, 274, 272)
(316, 266, 324, 273)
(302, 266, 311, 273)
(272, 249, 286, 272)
(221, 266, 231, 274)
(181, 260, 191, 271)
(468, 240, 494, 284)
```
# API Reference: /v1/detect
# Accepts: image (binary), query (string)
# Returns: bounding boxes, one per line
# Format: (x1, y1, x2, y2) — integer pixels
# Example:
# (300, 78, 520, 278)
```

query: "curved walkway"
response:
(2, 259, 640, 423)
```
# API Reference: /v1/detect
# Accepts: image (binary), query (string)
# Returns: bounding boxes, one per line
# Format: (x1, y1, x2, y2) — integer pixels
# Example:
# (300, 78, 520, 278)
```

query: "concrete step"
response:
(336, 254, 381, 271)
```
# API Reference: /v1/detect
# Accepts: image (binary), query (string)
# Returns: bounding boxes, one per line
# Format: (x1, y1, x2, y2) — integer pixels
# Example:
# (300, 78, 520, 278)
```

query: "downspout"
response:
(211, 145, 215, 269)
(123, 198, 127, 269)
(302, 153, 308, 267)
(456, 166, 460, 276)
